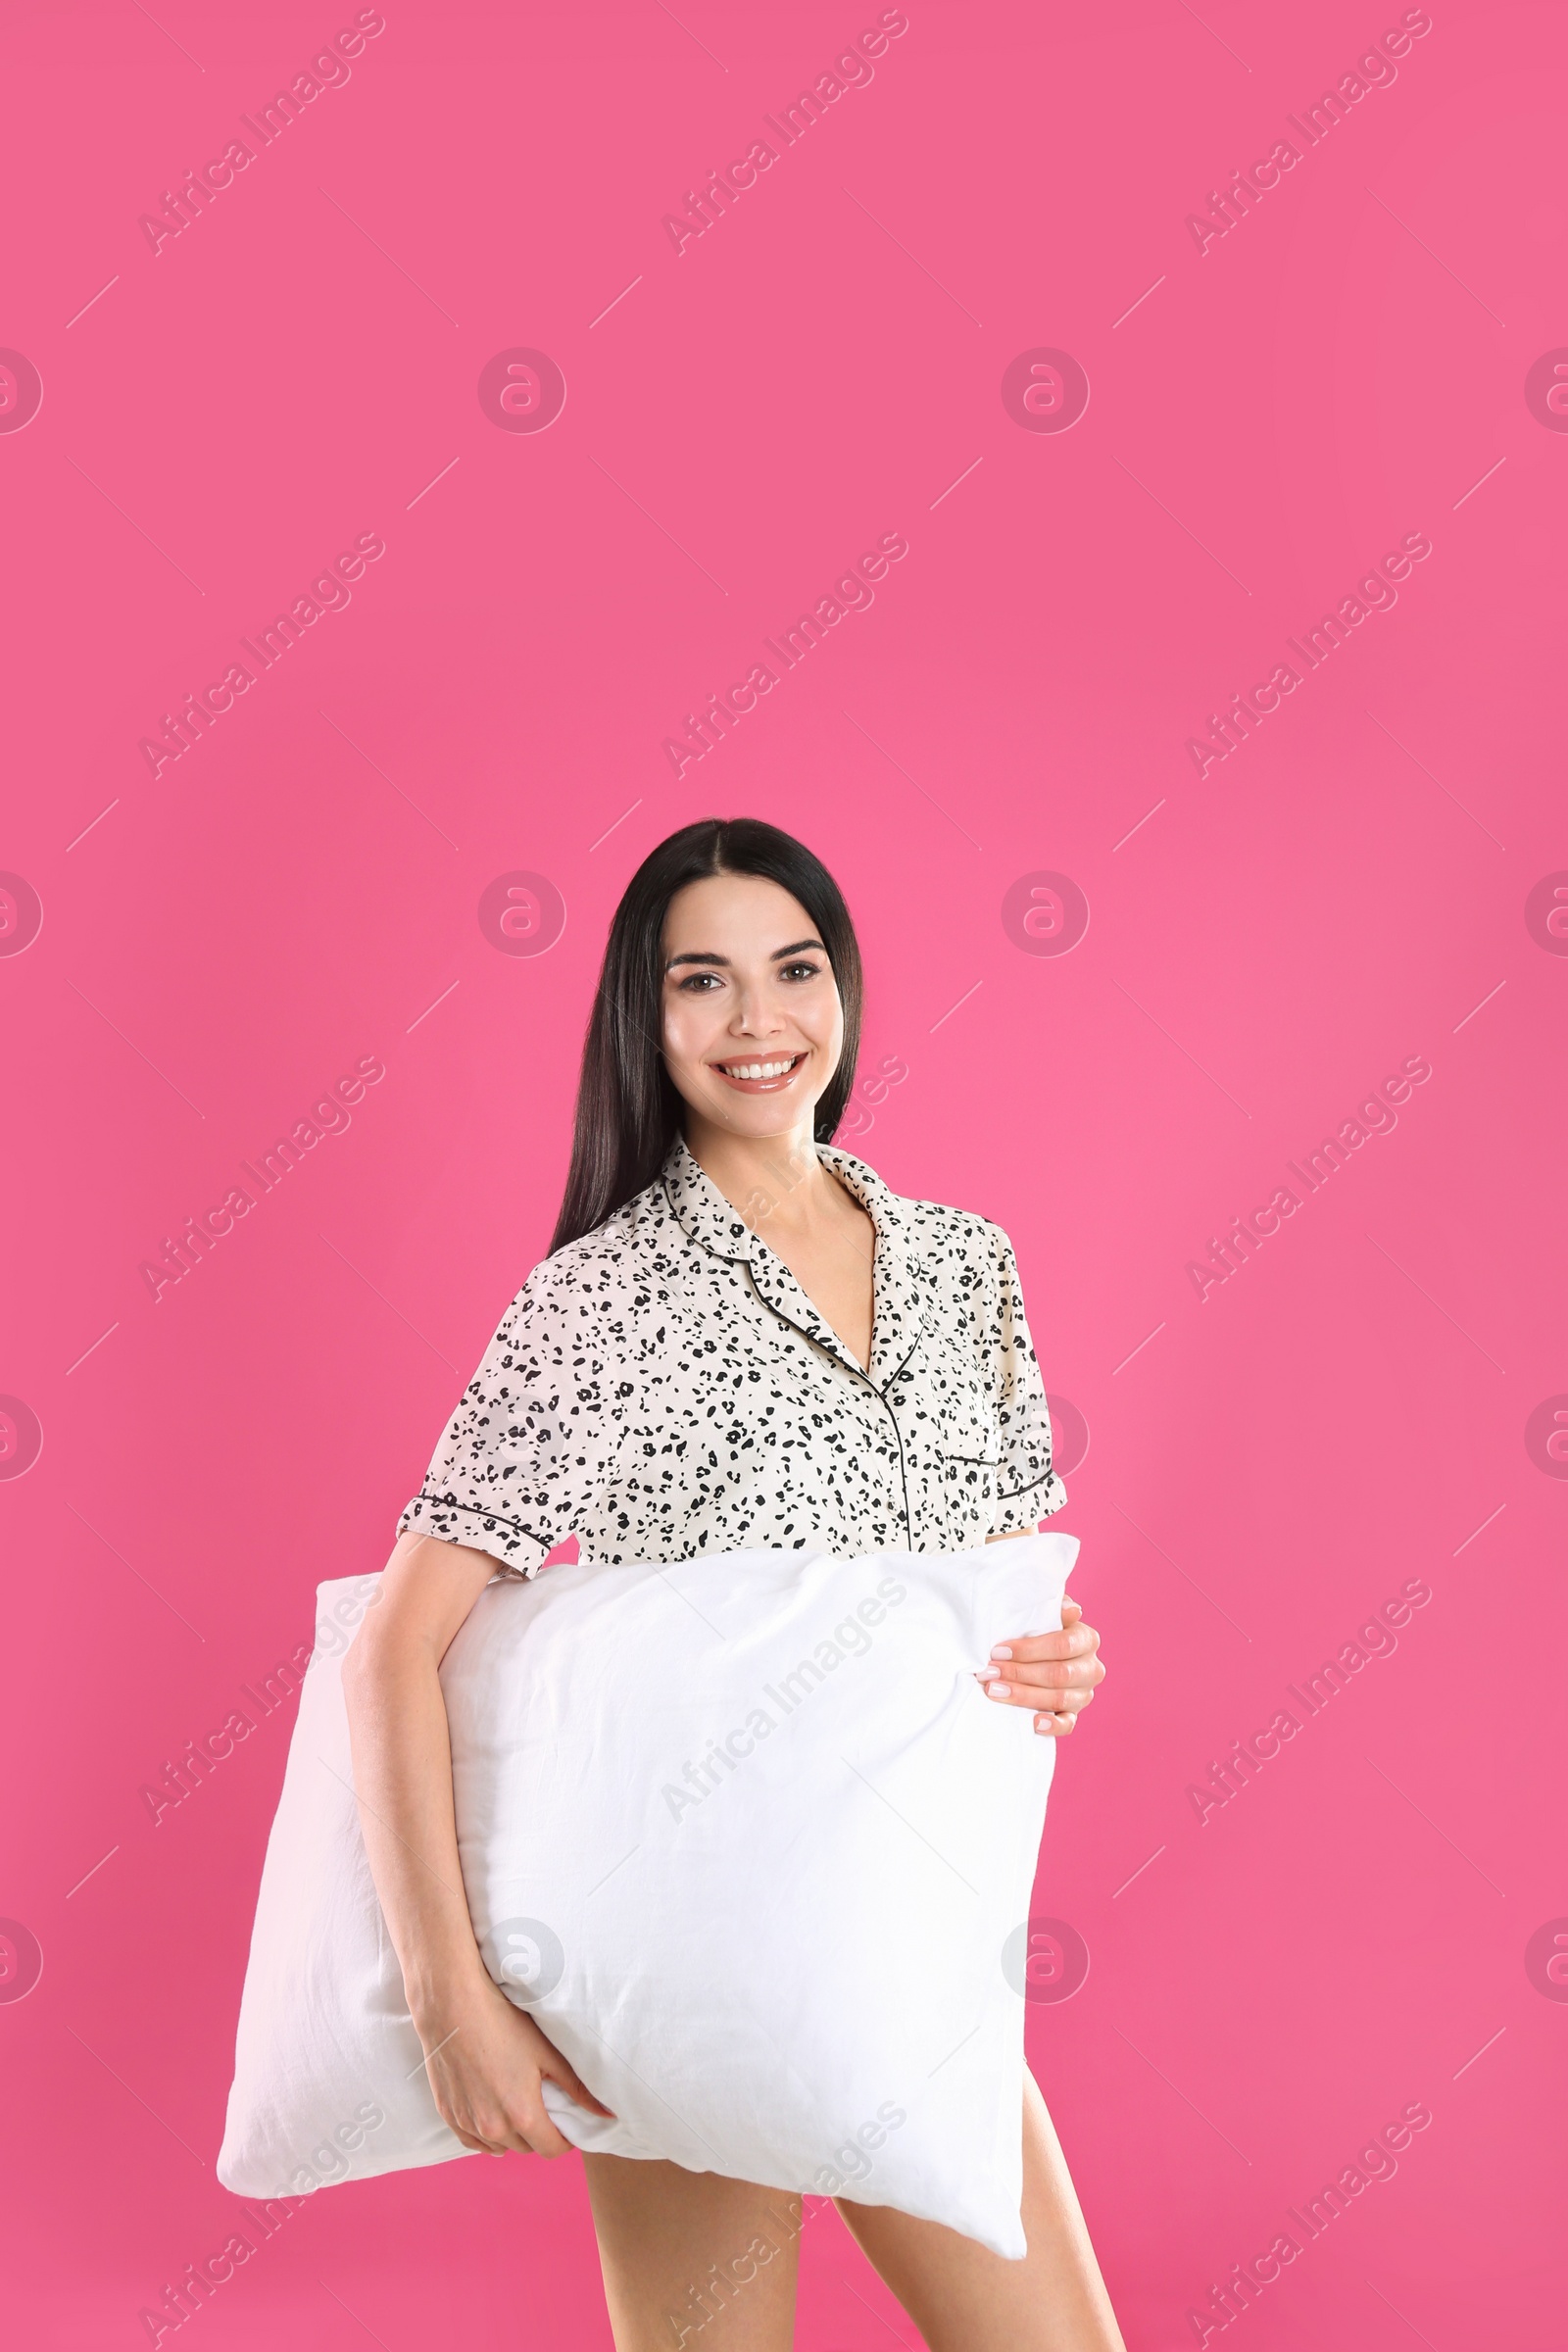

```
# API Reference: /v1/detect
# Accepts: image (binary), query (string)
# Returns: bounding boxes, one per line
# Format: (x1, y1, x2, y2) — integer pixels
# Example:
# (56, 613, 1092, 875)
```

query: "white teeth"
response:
(721, 1055, 798, 1080)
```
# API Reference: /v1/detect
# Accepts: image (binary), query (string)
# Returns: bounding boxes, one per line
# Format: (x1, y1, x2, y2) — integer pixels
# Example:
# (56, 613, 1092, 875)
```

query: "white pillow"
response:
(218, 1534, 1077, 2258)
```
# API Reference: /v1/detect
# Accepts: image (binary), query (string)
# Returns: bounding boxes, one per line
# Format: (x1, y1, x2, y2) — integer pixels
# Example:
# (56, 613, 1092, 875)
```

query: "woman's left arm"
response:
(981, 1530, 1105, 1737)
(980, 1220, 1102, 1736)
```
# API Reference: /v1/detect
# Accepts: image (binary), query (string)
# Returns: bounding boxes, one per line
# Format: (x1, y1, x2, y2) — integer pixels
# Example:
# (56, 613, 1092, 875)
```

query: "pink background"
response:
(2, 1, 1564, 2344)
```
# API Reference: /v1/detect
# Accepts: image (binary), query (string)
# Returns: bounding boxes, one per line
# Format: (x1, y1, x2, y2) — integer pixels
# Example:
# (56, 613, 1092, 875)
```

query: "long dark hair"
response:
(549, 817, 864, 1253)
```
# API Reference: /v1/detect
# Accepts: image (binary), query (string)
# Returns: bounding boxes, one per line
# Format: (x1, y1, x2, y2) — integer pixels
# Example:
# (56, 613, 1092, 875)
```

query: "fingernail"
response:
(976, 1664, 1001, 1681)
(990, 1644, 1012, 1660)
(986, 1682, 1009, 1700)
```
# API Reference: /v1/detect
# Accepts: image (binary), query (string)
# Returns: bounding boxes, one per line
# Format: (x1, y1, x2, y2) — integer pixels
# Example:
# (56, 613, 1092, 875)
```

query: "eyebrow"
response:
(665, 938, 826, 971)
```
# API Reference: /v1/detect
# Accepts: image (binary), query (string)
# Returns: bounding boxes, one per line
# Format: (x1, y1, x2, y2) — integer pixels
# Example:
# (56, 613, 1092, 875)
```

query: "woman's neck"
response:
(681, 1118, 839, 1238)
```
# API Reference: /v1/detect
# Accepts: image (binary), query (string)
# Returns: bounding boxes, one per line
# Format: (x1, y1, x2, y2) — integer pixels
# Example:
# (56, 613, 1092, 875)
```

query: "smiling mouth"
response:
(712, 1051, 808, 1092)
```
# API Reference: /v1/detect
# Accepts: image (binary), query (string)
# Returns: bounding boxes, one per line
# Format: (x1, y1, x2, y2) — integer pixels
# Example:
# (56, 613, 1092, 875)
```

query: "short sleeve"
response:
(396, 1251, 629, 1580)
(987, 1222, 1067, 1536)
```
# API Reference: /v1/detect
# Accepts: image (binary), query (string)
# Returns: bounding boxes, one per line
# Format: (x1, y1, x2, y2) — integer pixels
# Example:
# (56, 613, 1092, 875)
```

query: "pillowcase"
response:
(218, 1533, 1077, 2258)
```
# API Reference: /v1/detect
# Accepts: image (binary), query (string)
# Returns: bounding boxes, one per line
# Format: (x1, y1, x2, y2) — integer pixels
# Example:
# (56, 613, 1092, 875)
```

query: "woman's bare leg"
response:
(581, 2152, 803, 2352)
(833, 2069, 1126, 2352)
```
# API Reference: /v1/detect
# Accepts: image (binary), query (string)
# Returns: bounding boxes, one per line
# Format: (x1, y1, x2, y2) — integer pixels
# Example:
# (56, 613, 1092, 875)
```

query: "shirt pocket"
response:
(936, 1372, 1001, 1463)
(936, 1380, 1002, 1523)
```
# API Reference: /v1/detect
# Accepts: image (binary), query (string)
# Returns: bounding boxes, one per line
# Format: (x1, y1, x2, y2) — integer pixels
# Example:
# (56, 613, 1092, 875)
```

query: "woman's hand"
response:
(420, 1972, 616, 2158)
(976, 1597, 1105, 1737)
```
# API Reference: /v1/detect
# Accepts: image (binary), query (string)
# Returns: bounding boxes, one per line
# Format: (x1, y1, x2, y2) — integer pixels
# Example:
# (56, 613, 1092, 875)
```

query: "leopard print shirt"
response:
(397, 1135, 1065, 1577)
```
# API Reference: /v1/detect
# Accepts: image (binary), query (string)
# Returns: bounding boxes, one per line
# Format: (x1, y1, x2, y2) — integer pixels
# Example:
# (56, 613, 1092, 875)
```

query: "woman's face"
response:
(660, 873, 843, 1141)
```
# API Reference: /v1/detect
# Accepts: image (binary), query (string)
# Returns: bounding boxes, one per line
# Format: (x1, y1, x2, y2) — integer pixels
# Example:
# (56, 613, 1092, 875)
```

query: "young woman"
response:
(343, 817, 1121, 2352)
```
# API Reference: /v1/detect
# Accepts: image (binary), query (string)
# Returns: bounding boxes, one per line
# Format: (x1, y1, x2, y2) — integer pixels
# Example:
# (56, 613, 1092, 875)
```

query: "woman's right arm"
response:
(341, 1530, 613, 2158)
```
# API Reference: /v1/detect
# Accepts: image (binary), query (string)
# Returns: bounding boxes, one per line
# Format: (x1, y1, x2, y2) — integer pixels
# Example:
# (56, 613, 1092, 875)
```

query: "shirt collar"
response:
(661, 1133, 925, 1394)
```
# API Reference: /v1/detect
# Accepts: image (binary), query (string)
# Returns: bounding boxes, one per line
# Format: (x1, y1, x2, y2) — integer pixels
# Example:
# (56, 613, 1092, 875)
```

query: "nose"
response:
(726, 984, 787, 1038)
